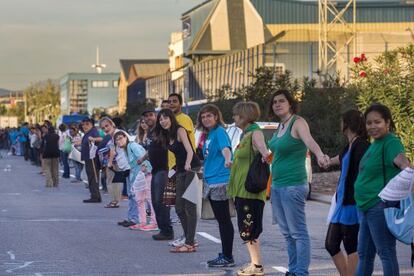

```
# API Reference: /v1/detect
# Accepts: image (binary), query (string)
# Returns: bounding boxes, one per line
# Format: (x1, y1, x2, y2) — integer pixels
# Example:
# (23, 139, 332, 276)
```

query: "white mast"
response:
(91, 46, 106, 74)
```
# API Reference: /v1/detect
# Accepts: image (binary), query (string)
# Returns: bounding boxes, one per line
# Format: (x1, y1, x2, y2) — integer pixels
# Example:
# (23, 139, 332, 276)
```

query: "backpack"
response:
(384, 195, 414, 245)
(380, 146, 414, 267)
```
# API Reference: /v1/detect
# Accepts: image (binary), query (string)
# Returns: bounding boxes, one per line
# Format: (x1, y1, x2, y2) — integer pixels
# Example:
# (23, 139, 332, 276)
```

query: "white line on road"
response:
(6, 251, 15, 260)
(196, 232, 221, 244)
(273, 266, 288, 273)
(0, 193, 21, 196)
(2, 209, 7, 212)
(6, 261, 33, 273)
(34, 273, 43, 276)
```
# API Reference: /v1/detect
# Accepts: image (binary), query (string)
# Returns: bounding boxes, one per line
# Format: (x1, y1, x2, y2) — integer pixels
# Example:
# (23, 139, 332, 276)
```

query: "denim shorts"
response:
(203, 182, 228, 201)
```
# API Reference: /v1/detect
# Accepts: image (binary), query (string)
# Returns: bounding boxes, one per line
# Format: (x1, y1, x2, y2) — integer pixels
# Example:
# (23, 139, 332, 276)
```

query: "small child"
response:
(129, 162, 158, 231)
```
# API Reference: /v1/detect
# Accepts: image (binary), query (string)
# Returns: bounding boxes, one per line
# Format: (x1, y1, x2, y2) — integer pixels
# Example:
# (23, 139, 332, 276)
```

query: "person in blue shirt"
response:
(324, 110, 370, 276)
(197, 104, 235, 267)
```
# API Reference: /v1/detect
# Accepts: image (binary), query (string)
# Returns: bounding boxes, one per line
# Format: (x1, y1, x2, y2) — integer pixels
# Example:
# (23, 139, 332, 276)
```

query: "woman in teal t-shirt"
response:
(354, 104, 412, 276)
(197, 104, 235, 268)
(267, 90, 328, 276)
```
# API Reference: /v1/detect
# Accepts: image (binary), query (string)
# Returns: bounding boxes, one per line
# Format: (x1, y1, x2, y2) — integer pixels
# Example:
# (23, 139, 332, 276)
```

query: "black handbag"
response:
(244, 135, 270, 194)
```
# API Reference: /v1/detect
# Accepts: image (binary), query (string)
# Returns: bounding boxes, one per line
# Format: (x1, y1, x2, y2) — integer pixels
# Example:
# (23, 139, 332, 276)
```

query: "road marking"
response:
(6, 261, 33, 273)
(34, 273, 43, 276)
(6, 251, 15, 260)
(273, 266, 288, 273)
(0, 193, 21, 196)
(2, 209, 7, 212)
(196, 232, 221, 244)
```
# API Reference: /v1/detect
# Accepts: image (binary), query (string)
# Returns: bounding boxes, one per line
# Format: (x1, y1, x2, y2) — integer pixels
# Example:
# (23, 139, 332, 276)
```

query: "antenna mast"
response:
(318, 0, 357, 77)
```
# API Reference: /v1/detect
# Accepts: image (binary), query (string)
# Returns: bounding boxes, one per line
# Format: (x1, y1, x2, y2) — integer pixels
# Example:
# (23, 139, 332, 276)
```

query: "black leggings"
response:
(325, 223, 359, 256)
(210, 198, 234, 259)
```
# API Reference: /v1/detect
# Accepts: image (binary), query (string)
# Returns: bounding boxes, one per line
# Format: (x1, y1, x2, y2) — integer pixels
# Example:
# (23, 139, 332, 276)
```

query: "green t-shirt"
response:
(354, 133, 404, 211)
(227, 123, 267, 201)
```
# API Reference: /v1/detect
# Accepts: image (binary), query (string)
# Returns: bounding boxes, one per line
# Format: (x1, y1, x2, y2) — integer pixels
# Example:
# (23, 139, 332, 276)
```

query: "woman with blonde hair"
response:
(227, 101, 270, 276)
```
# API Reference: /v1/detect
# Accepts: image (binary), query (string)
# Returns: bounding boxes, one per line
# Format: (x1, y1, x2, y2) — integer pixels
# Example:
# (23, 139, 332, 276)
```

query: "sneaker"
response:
(208, 253, 235, 267)
(129, 223, 146, 230)
(123, 221, 137, 227)
(83, 198, 101, 203)
(169, 236, 185, 247)
(140, 224, 159, 231)
(169, 236, 199, 247)
(237, 263, 264, 276)
(152, 232, 174, 241)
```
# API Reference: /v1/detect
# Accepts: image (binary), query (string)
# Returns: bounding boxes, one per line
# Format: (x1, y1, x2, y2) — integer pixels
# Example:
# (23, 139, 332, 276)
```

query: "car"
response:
(196, 122, 313, 199)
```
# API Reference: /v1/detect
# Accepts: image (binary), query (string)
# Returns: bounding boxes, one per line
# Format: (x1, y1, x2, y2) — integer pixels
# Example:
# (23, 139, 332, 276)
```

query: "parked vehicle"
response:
(196, 122, 313, 199)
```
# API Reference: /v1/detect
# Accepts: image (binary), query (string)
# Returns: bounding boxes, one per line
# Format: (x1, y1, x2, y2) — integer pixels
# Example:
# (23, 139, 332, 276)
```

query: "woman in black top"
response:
(154, 109, 200, 253)
(42, 126, 60, 187)
(324, 110, 370, 276)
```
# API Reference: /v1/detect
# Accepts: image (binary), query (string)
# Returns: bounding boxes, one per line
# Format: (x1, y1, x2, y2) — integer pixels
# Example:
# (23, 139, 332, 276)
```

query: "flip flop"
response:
(170, 244, 196, 253)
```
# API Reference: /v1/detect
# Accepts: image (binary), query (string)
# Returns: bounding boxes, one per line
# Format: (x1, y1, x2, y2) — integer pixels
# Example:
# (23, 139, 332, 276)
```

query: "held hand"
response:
(88, 137, 94, 142)
(137, 158, 143, 165)
(261, 152, 271, 164)
(317, 154, 330, 169)
(184, 162, 192, 171)
(224, 159, 232, 168)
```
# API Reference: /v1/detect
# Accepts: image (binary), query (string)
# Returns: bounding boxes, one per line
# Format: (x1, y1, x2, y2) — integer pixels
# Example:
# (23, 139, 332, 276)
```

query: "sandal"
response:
(104, 201, 119, 208)
(170, 244, 196, 253)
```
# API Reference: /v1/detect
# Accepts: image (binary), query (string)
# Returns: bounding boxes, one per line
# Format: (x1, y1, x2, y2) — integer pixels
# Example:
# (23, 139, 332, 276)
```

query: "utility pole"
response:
(318, 0, 357, 78)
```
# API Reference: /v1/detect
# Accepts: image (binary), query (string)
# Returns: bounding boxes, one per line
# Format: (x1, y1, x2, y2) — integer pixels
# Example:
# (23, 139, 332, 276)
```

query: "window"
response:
(265, 63, 285, 76)
(112, 80, 119, 88)
(91, 80, 109, 88)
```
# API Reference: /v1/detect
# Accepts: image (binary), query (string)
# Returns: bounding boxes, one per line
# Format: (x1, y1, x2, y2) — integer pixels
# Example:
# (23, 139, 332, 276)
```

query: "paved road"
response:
(0, 152, 413, 275)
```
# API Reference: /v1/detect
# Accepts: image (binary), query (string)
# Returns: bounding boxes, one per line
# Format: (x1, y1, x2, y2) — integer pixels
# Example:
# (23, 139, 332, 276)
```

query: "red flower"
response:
(353, 57, 361, 63)
(360, 53, 367, 61)
(359, 70, 367, 78)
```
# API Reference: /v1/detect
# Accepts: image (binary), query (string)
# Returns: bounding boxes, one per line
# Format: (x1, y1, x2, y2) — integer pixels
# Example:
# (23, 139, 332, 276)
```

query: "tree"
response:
(350, 44, 414, 159)
(24, 80, 60, 124)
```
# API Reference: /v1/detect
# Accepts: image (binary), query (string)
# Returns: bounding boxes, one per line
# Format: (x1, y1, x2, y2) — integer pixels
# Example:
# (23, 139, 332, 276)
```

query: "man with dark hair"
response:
(167, 93, 195, 168)
(80, 118, 103, 203)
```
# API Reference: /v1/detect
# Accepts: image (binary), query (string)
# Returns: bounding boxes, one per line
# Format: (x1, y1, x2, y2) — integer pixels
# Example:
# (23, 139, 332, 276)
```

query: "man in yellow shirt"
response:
(168, 93, 195, 169)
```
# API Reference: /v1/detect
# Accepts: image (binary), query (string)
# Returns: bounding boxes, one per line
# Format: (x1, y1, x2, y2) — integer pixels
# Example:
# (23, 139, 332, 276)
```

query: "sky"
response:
(0, 0, 201, 91)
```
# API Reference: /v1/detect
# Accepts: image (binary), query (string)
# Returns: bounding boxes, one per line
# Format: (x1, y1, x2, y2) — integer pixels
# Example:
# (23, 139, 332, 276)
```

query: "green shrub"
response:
(350, 44, 414, 160)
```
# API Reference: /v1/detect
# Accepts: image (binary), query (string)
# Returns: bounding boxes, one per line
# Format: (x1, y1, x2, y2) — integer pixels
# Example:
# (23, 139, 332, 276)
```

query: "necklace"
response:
(280, 114, 293, 130)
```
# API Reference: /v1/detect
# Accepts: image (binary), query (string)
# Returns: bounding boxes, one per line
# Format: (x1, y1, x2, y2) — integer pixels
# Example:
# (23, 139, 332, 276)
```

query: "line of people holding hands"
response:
(81, 90, 412, 276)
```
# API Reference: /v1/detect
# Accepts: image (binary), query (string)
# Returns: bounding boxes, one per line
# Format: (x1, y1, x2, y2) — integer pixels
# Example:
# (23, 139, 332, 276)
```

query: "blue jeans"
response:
(151, 170, 172, 235)
(271, 184, 310, 276)
(356, 201, 399, 276)
(74, 161, 83, 181)
(61, 151, 70, 178)
(126, 177, 139, 223)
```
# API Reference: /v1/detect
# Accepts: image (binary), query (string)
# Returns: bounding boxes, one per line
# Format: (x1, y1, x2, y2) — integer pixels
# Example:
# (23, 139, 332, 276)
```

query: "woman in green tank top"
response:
(267, 90, 329, 276)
